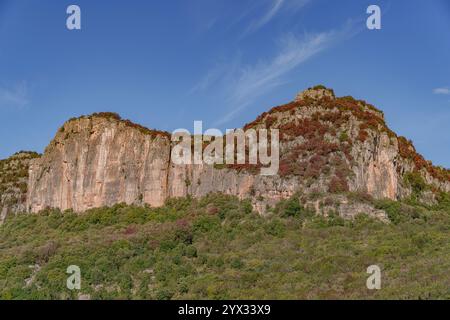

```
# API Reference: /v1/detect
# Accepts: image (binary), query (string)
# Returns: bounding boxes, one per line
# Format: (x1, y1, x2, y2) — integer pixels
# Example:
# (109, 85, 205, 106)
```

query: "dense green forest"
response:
(0, 193, 449, 300)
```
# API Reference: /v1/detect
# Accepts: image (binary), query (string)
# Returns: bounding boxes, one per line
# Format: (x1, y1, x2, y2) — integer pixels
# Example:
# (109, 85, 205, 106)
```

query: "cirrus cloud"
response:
(433, 87, 450, 95)
(191, 19, 360, 126)
(0, 81, 29, 108)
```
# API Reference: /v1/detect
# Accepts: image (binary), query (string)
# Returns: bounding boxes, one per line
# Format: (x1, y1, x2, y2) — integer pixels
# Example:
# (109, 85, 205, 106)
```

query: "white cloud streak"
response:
(0, 81, 29, 108)
(195, 21, 358, 126)
(433, 87, 450, 95)
(242, 0, 310, 37)
(245, 0, 285, 34)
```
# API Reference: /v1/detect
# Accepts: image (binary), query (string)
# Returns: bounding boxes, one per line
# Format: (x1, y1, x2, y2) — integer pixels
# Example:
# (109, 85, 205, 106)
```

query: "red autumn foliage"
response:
(357, 129, 368, 143)
(265, 115, 277, 128)
(279, 160, 293, 176)
(123, 226, 137, 235)
(397, 136, 450, 182)
(328, 175, 349, 193)
(233, 91, 449, 183)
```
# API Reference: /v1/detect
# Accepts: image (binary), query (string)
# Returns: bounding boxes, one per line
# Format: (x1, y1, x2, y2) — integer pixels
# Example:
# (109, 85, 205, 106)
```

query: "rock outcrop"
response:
(27, 114, 171, 212)
(11, 86, 450, 219)
(0, 151, 40, 223)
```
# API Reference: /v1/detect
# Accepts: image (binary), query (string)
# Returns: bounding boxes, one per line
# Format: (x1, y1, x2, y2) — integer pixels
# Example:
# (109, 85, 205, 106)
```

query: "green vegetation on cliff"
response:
(0, 193, 449, 300)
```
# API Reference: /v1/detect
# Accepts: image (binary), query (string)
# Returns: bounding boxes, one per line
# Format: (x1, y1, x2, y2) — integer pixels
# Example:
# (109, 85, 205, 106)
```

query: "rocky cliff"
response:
(0, 151, 40, 223)
(27, 114, 171, 213)
(4, 86, 449, 219)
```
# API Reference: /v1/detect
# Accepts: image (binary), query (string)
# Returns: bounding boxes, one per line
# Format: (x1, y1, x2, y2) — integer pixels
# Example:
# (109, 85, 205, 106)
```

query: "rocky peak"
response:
(295, 85, 336, 101)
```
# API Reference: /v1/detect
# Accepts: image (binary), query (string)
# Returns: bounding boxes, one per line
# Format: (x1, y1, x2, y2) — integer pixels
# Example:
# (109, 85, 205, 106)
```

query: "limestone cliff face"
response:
(351, 132, 400, 199)
(27, 116, 171, 212)
(24, 87, 450, 215)
(26, 116, 301, 213)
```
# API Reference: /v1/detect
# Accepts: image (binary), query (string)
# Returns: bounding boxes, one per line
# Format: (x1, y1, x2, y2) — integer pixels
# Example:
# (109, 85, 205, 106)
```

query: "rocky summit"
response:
(1, 86, 449, 222)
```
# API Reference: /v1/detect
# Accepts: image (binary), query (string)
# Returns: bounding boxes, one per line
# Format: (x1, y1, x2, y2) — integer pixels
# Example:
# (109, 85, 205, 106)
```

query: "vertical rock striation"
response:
(27, 115, 171, 212)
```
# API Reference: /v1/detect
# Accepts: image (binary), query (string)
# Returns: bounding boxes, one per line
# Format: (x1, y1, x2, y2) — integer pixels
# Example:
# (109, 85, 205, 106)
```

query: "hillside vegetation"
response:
(0, 193, 449, 300)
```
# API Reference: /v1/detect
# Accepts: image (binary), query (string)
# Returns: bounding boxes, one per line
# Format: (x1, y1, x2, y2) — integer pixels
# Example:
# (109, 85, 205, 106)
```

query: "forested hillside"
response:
(1, 193, 449, 299)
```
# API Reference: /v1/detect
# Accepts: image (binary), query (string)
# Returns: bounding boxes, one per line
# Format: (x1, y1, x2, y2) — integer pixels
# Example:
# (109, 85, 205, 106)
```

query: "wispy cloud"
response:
(192, 20, 359, 126)
(0, 81, 29, 108)
(189, 62, 232, 95)
(433, 87, 450, 95)
(242, 0, 310, 37)
(244, 0, 285, 35)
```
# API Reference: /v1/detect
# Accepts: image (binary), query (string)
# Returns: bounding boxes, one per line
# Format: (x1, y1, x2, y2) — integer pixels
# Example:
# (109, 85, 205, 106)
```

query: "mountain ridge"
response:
(1, 86, 449, 222)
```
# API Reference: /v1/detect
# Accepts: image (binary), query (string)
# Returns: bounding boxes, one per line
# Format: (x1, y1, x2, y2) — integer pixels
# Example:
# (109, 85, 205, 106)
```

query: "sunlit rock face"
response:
(27, 116, 171, 212)
(25, 115, 300, 213)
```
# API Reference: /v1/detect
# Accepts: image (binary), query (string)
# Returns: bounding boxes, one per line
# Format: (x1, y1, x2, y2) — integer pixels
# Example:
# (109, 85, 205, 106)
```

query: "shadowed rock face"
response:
(24, 87, 450, 215)
(0, 151, 39, 223)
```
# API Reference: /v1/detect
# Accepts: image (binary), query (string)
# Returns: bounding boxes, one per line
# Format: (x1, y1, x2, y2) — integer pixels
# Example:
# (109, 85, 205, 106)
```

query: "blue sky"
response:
(0, 0, 449, 167)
